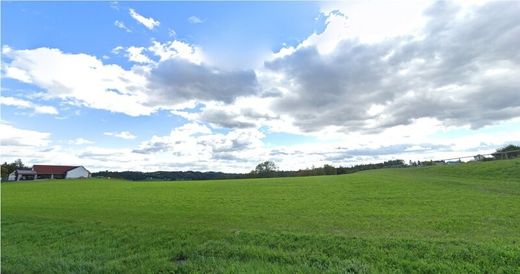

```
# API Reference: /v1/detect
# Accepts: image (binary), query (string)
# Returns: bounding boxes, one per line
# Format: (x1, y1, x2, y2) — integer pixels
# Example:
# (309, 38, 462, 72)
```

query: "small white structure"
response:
(65, 166, 91, 179)
(8, 170, 37, 181)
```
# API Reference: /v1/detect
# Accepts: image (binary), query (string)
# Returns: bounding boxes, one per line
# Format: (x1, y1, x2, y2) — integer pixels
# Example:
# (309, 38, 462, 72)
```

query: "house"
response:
(8, 165, 91, 181)
(8, 169, 37, 181)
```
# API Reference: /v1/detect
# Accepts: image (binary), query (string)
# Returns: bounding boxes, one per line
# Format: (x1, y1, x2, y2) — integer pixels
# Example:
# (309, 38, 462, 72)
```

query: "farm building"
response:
(8, 165, 91, 181)
(8, 169, 37, 181)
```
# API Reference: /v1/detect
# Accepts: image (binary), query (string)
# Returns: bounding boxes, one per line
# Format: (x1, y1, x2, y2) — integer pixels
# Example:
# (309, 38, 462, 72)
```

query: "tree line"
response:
(248, 159, 407, 178)
(492, 144, 520, 159)
(90, 159, 408, 181)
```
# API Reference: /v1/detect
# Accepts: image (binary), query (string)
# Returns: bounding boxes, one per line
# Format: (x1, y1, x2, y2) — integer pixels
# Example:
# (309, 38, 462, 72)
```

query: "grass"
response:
(2, 159, 520, 273)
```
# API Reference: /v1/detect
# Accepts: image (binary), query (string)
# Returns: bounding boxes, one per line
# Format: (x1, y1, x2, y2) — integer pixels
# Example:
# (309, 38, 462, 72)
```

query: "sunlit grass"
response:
(2, 159, 520, 273)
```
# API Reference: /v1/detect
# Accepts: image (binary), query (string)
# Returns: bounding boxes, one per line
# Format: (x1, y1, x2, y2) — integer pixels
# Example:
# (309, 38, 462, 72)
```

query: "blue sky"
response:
(2, 1, 520, 172)
(2, 2, 322, 68)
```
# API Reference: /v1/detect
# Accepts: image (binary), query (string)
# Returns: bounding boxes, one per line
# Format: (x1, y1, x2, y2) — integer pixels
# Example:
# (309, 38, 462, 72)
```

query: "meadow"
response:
(2, 159, 520, 273)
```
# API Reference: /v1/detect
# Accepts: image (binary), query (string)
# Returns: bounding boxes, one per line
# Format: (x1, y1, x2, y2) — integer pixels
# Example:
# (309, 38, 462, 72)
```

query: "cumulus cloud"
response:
(2, 37, 260, 116)
(148, 40, 204, 64)
(1, 96, 59, 115)
(148, 58, 259, 104)
(177, 98, 279, 129)
(104, 131, 137, 140)
(0, 123, 51, 147)
(126, 46, 152, 63)
(265, 1, 520, 133)
(133, 123, 266, 168)
(2, 47, 154, 116)
(69, 138, 94, 145)
(113, 40, 204, 64)
(188, 16, 204, 24)
(129, 8, 160, 30)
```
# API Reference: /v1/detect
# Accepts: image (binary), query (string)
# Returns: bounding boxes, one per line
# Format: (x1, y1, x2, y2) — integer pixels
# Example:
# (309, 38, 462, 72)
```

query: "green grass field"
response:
(2, 159, 520, 273)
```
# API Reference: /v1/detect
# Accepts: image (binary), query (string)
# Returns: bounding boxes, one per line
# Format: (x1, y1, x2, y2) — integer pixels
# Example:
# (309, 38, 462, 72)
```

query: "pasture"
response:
(2, 159, 520, 273)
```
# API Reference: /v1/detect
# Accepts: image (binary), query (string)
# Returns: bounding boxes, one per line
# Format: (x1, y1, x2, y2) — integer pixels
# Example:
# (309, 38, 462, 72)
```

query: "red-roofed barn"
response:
(33, 165, 90, 179)
(8, 165, 91, 181)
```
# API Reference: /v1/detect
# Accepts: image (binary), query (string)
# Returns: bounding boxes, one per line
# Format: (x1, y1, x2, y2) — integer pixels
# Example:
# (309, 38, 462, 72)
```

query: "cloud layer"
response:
(148, 59, 258, 104)
(265, 1, 520, 133)
(4, 1, 519, 135)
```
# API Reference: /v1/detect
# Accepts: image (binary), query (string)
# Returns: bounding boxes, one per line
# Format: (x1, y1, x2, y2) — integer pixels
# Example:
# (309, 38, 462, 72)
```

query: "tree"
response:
(492, 144, 520, 159)
(323, 164, 337, 175)
(1, 163, 10, 180)
(14, 159, 25, 168)
(252, 161, 278, 177)
(1, 159, 27, 180)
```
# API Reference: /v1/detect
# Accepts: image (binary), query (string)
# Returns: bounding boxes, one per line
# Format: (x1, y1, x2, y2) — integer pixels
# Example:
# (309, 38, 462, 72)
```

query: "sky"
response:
(1, 1, 520, 172)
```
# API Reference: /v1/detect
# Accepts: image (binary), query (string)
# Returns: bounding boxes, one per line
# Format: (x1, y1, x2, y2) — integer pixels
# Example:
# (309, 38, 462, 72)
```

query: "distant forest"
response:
(91, 159, 407, 181)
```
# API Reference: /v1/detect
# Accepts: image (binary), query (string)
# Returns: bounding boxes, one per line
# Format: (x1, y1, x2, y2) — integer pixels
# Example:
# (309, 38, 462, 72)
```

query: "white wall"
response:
(65, 166, 90, 179)
(8, 172, 17, 181)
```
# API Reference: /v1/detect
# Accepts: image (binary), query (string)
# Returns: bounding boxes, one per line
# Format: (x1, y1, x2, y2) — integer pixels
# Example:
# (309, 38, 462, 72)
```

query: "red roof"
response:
(32, 165, 79, 175)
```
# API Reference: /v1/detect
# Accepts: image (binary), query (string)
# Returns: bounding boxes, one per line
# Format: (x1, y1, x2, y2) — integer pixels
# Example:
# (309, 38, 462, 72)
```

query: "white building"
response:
(8, 169, 37, 181)
(65, 166, 91, 179)
(8, 165, 91, 181)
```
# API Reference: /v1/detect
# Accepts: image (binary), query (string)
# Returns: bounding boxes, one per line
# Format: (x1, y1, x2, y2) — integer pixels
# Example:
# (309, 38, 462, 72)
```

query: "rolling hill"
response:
(2, 159, 519, 273)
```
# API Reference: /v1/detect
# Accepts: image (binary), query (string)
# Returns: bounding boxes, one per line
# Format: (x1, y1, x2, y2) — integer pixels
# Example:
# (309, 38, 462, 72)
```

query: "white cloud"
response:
(114, 20, 131, 32)
(0, 96, 31, 108)
(175, 98, 280, 130)
(33, 105, 59, 115)
(0, 123, 51, 147)
(69, 138, 94, 145)
(112, 40, 204, 65)
(188, 16, 204, 24)
(132, 122, 267, 171)
(111, 46, 124, 55)
(3, 47, 154, 116)
(148, 40, 204, 64)
(264, 1, 520, 134)
(104, 131, 137, 140)
(2, 42, 252, 116)
(1, 96, 59, 115)
(126, 46, 152, 63)
(320, 1, 430, 44)
(129, 8, 160, 30)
